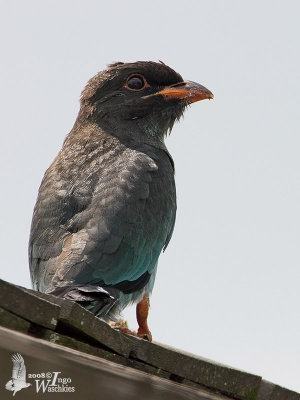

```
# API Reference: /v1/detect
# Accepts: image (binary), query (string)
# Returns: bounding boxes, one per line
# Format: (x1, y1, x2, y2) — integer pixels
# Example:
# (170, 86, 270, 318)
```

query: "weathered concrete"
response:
(0, 279, 299, 400)
(0, 326, 222, 400)
(0, 280, 59, 330)
(129, 339, 261, 399)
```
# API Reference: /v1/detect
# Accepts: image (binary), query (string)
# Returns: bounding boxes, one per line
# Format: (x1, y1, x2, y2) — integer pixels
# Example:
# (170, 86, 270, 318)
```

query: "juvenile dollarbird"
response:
(29, 61, 213, 340)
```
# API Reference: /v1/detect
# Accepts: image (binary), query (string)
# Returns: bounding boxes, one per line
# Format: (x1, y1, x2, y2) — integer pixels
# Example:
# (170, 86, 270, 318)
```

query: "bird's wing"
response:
(29, 143, 176, 293)
(11, 354, 26, 381)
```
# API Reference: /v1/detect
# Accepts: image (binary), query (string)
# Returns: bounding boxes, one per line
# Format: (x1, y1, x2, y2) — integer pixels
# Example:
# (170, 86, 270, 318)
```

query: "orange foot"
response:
(110, 294, 152, 342)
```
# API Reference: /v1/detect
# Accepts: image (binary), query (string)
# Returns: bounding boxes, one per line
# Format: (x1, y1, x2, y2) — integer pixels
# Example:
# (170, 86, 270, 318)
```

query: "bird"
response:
(5, 353, 31, 396)
(29, 61, 213, 341)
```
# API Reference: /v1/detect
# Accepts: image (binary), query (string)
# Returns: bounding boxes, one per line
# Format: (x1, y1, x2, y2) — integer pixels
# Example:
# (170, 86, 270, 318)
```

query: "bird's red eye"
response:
(125, 74, 148, 91)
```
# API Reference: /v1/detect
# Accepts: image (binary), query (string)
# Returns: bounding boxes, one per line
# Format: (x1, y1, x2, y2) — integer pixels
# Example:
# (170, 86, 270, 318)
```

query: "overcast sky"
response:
(1, 0, 300, 393)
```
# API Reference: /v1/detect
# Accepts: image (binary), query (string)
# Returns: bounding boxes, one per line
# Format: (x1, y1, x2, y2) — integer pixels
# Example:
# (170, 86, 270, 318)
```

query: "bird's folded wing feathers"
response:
(29, 146, 175, 292)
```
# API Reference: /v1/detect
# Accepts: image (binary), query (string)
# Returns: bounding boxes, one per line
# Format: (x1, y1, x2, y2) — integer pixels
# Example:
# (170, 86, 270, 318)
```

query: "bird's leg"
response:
(110, 294, 152, 342)
(136, 294, 152, 342)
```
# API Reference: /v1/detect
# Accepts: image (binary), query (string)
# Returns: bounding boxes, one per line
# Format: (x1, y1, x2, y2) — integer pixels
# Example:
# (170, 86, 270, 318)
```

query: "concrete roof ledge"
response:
(0, 279, 298, 400)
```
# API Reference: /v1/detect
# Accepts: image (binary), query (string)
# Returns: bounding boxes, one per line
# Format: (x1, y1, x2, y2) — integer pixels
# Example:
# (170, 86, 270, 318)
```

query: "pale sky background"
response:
(1, 0, 300, 393)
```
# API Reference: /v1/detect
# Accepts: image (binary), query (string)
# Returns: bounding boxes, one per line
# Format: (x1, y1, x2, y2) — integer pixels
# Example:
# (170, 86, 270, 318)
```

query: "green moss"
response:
(242, 388, 259, 400)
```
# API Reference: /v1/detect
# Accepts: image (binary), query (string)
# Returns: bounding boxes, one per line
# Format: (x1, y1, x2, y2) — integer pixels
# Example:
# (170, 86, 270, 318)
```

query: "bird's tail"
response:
(49, 285, 121, 321)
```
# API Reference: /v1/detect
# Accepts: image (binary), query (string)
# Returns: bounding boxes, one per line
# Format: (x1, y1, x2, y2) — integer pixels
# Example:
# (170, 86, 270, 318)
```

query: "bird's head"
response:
(79, 61, 213, 143)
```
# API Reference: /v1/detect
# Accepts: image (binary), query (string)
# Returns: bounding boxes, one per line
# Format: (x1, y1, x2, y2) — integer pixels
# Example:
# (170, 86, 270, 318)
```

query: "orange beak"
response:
(155, 81, 214, 104)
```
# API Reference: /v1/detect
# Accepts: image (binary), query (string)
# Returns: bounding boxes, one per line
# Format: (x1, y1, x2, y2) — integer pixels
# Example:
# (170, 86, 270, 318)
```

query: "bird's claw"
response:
(111, 325, 152, 341)
(137, 327, 152, 342)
